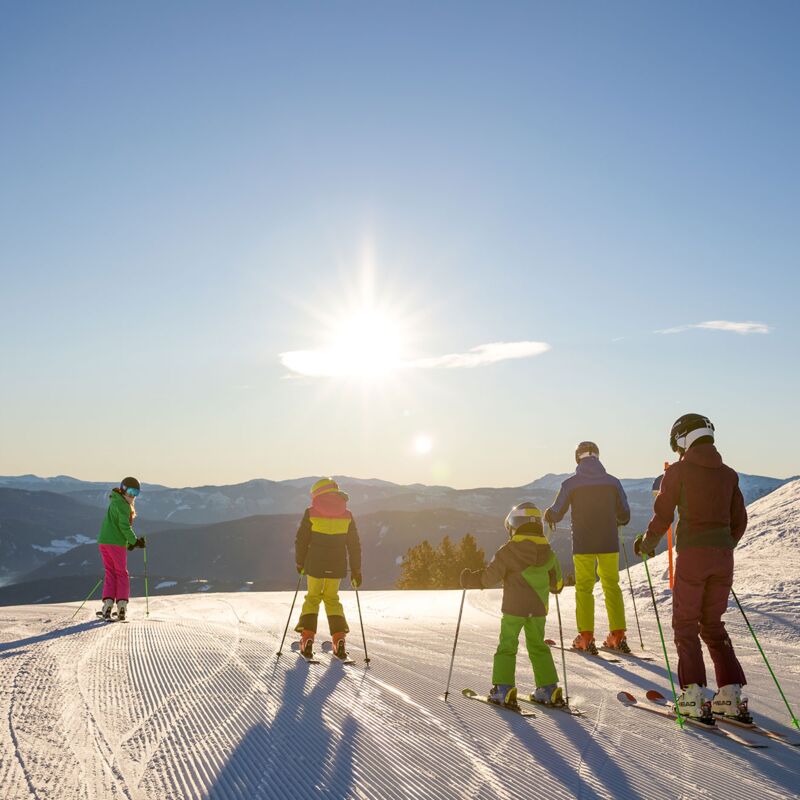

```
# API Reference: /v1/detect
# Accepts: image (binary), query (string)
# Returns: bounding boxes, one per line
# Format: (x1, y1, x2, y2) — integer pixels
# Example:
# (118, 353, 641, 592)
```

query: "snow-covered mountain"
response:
(0, 488, 180, 583)
(1, 470, 792, 526)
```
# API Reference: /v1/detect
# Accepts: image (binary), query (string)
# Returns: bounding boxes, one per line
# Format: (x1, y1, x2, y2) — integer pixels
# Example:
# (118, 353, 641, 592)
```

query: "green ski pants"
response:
(492, 614, 558, 688)
(573, 552, 626, 633)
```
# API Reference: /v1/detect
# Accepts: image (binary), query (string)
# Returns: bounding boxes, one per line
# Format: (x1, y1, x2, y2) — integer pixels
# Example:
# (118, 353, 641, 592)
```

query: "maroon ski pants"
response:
(672, 547, 746, 689)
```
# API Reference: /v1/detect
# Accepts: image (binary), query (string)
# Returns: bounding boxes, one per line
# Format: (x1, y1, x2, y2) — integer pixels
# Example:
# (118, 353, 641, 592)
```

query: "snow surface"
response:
(1, 485, 799, 799)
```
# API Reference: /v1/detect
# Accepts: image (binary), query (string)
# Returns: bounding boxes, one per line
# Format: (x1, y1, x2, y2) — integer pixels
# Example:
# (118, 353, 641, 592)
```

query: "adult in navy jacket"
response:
(545, 442, 631, 654)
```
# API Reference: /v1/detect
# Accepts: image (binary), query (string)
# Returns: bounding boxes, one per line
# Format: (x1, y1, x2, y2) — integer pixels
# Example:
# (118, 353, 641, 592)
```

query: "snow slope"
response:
(1, 482, 799, 800)
(1, 586, 798, 800)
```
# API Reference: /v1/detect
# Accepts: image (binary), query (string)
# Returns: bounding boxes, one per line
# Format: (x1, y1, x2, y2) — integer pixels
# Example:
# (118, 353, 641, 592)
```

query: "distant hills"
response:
(0, 488, 184, 582)
(1, 470, 791, 524)
(0, 470, 795, 605)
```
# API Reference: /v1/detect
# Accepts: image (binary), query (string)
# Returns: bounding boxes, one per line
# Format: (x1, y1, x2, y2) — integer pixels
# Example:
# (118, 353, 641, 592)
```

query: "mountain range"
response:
(0, 470, 795, 604)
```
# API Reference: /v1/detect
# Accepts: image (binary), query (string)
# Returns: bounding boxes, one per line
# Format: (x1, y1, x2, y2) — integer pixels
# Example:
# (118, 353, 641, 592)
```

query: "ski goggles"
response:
(123, 486, 140, 498)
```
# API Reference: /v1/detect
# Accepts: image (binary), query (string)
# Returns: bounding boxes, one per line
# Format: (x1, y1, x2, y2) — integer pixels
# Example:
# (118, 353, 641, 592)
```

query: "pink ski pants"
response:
(100, 544, 130, 601)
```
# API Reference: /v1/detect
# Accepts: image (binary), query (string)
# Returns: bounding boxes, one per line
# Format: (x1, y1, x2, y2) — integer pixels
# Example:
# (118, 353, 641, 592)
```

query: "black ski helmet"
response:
(575, 441, 599, 464)
(121, 476, 141, 492)
(669, 414, 715, 454)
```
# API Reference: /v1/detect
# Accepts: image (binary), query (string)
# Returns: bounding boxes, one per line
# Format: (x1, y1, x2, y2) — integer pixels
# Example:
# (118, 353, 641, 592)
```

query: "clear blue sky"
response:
(1, 2, 798, 488)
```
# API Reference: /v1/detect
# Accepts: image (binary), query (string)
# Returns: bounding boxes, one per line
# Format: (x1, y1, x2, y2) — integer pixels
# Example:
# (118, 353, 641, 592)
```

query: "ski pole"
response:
(731, 588, 799, 730)
(354, 584, 371, 664)
(443, 588, 466, 701)
(554, 590, 570, 707)
(622, 543, 645, 650)
(276, 572, 303, 657)
(143, 544, 150, 619)
(70, 577, 103, 621)
(642, 553, 684, 728)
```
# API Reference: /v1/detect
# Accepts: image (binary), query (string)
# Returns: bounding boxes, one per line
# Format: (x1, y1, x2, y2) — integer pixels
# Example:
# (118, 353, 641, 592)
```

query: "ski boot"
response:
(675, 683, 713, 723)
(602, 629, 631, 654)
(532, 683, 565, 707)
(488, 684, 519, 709)
(332, 632, 347, 660)
(300, 630, 315, 659)
(99, 598, 114, 620)
(116, 599, 128, 621)
(712, 684, 752, 723)
(572, 631, 598, 655)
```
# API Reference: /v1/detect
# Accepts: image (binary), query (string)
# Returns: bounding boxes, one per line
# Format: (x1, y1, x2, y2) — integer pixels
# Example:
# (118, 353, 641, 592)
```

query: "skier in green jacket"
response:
(97, 477, 146, 620)
(460, 502, 564, 709)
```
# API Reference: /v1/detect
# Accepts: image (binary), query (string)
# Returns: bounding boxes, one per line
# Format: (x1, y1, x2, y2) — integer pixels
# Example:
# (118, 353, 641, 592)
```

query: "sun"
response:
(413, 433, 433, 455)
(327, 308, 405, 378)
(279, 246, 430, 382)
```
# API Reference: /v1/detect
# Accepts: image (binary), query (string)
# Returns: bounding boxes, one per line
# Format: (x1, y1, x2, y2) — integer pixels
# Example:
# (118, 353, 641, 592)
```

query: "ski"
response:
(520, 695, 585, 716)
(461, 689, 536, 717)
(321, 641, 356, 665)
(290, 641, 321, 664)
(545, 639, 621, 663)
(644, 690, 764, 747)
(645, 691, 799, 746)
(599, 646, 654, 661)
(715, 715, 800, 746)
(616, 691, 764, 747)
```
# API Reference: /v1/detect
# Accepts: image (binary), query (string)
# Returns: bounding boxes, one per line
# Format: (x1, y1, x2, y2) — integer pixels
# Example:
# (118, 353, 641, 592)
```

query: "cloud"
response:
(279, 340, 550, 378)
(407, 341, 550, 369)
(656, 320, 771, 336)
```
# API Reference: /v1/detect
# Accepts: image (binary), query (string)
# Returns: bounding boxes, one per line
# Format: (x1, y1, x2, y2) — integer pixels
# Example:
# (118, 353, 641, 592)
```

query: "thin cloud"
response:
(407, 341, 550, 369)
(279, 340, 550, 378)
(656, 320, 771, 336)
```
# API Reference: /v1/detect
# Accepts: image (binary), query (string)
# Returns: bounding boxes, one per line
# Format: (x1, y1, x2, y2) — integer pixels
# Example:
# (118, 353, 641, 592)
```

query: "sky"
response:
(1, 1, 798, 489)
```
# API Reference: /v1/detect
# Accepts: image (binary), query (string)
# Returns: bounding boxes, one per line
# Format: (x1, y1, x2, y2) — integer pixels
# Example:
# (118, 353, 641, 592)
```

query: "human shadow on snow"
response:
(0, 619, 105, 654)
(207, 658, 357, 799)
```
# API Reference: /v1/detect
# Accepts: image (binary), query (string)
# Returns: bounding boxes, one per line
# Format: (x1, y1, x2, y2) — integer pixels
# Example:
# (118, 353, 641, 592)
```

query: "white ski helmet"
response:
(504, 501, 544, 537)
(670, 413, 715, 454)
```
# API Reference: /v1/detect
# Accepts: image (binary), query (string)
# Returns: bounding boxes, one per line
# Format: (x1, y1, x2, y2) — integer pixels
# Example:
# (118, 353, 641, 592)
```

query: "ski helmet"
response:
(311, 477, 339, 498)
(575, 441, 599, 463)
(670, 414, 715, 453)
(310, 477, 349, 501)
(120, 476, 141, 497)
(504, 501, 544, 537)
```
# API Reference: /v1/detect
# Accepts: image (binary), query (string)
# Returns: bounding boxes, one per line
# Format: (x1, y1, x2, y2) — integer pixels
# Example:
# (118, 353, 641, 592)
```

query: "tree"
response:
(396, 533, 488, 589)
(432, 535, 462, 589)
(457, 533, 486, 573)
(396, 540, 436, 589)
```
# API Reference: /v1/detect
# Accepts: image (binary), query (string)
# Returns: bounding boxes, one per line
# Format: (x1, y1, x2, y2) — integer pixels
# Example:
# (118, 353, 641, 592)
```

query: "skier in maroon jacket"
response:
(635, 414, 750, 723)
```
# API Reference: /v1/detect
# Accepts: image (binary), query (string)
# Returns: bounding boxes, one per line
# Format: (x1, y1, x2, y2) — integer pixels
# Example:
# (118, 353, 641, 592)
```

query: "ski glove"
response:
(296, 564, 305, 575)
(351, 571, 362, 588)
(127, 537, 146, 551)
(460, 568, 483, 590)
(633, 534, 655, 559)
(550, 578, 564, 595)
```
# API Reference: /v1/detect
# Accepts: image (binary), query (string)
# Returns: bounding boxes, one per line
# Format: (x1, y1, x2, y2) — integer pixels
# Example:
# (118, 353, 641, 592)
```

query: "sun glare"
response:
(413, 434, 433, 455)
(328, 309, 404, 378)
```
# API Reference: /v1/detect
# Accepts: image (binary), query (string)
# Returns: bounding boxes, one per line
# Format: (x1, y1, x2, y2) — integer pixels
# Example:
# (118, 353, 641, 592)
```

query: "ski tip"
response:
(646, 690, 666, 701)
(617, 691, 637, 704)
(462, 688, 477, 698)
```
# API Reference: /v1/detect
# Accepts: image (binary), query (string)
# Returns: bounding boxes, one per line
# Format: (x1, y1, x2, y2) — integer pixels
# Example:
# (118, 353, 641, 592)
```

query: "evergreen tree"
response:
(457, 533, 486, 573)
(396, 540, 436, 589)
(397, 533, 488, 589)
(432, 535, 462, 589)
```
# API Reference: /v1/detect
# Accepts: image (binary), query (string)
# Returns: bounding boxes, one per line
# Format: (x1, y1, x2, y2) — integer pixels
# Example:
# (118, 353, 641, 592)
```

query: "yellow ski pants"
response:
(573, 552, 626, 633)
